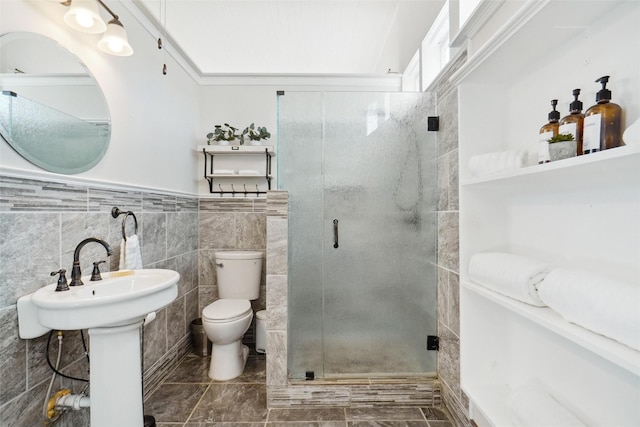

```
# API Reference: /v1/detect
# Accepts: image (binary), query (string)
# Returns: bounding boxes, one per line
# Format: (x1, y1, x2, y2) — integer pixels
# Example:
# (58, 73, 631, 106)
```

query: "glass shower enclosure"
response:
(278, 92, 437, 379)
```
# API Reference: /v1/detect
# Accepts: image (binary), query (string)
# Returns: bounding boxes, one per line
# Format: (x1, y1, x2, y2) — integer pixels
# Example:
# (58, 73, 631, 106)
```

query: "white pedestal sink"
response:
(17, 269, 180, 427)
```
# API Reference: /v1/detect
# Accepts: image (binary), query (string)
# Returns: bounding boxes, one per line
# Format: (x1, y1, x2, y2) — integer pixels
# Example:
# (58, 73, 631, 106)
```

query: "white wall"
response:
(0, 0, 200, 194)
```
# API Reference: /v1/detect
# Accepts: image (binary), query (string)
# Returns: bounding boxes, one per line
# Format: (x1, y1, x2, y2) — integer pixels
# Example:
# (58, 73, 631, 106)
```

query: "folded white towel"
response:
(538, 268, 640, 350)
(468, 150, 528, 178)
(119, 235, 143, 270)
(213, 169, 237, 175)
(468, 252, 551, 306)
(507, 382, 586, 427)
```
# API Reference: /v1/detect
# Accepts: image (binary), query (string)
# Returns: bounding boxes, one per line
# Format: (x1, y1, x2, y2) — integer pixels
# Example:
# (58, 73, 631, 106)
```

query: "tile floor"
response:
(145, 352, 453, 427)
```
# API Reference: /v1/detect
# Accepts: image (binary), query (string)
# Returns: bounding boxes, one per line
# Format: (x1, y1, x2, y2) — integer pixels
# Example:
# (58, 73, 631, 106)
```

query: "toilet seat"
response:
(203, 299, 252, 323)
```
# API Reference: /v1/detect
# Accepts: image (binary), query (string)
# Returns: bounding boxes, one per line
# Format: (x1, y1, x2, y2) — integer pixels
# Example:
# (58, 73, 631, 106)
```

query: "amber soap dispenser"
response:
(538, 99, 560, 164)
(559, 89, 584, 156)
(583, 76, 623, 153)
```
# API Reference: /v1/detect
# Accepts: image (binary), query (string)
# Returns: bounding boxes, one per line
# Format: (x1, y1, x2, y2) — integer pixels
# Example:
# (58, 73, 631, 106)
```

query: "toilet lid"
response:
(203, 299, 252, 322)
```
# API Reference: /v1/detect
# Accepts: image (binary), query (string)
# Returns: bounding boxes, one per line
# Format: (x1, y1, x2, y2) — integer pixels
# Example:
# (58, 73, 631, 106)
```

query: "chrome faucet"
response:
(70, 238, 114, 286)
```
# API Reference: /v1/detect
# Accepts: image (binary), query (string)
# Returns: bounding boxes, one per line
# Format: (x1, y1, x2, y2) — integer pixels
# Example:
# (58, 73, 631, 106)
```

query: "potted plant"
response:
(547, 133, 577, 161)
(240, 123, 271, 145)
(207, 123, 240, 145)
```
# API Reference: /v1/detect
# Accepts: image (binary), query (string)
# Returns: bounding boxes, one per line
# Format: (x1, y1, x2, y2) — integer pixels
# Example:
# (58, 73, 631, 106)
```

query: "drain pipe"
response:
(55, 392, 90, 410)
(46, 389, 90, 420)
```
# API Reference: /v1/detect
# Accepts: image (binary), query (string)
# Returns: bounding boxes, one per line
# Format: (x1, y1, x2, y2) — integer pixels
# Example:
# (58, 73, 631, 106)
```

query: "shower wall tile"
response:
(0, 212, 61, 307)
(448, 273, 460, 337)
(437, 212, 459, 272)
(61, 212, 111, 273)
(0, 173, 196, 426)
(0, 307, 25, 403)
(267, 275, 288, 331)
(442, 382, 470, 427)
(167, 212, 198, 257)
(438, 89, 459, 157)
(185, 288, 200, 333)
(167, 296, 186, 350)
(266, 191, 289, 218)
(266, 331, 288, 387)
(88, 187, 143, 213)
(142, 212, 168, 265)
(144, 307, 168, 369)
(0, 381, 47, 427)
(237, 212, 266, 249)
(199, 249, 218, 287)
(144, 193, 177, 212)
(437, 323, 460, 402)
(437, 267, 449, 328)
(267, 217, 288, 275)
(434, 49, 466, 426)
(0, 176, 87, 211)
(268, 385, 351, 408)
(199, 212, 235, 249)
(200, 197, 255, 212)
(177, 250, 199, 297)
(177, 196, 199, 212)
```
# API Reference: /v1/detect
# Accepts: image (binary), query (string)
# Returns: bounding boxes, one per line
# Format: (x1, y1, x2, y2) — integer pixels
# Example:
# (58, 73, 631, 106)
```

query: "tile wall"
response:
(0, 174, 199, 427)
(197, 197, 268, 340)
(434, 50, 469, 427)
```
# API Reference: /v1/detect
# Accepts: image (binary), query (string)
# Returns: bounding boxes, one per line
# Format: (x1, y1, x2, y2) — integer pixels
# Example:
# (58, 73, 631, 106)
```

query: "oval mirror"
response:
(0, 32, 111, 174)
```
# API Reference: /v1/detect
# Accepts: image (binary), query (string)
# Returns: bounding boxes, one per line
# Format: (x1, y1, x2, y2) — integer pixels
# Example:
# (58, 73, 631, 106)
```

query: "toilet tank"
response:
(214, 251, 262, 300)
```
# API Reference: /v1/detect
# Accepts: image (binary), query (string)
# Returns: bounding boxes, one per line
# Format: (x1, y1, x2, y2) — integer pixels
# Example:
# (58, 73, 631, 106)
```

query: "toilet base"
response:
(208, 341, 250, 381)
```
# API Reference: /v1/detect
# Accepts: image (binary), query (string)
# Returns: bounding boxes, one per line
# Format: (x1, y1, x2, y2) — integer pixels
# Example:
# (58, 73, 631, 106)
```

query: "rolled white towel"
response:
(538, 268, 640, 350)
(468, 150, 528, 178)
(468, 252, 551, 306)
(507, 382, 586, 427)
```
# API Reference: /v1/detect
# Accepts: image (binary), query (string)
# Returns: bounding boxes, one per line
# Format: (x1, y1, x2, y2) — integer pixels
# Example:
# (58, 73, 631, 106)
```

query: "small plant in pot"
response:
(240, 123, 271, 145)
(207, 124, 240, 145)
(547, 133, 577, 161)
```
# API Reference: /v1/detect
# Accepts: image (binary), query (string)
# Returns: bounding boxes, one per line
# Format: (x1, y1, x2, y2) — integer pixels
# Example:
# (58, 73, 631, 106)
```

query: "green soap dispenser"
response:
(583, 76, 623, 153)
(559, 89, 584, 156)
(538, 99, 560, 164)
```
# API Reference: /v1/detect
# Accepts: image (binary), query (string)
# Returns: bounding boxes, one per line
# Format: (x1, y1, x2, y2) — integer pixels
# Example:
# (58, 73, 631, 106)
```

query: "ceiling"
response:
(134, 0, 445, 75)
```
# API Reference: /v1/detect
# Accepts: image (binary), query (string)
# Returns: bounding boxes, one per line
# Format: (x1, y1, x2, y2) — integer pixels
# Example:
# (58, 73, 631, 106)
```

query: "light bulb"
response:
(75, 11, 94, 28)
(108, 40, 124, 53)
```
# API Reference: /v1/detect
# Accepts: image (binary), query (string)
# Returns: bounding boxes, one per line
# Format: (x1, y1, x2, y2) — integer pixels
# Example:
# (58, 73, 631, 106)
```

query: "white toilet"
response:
(202, 251, 262, 381)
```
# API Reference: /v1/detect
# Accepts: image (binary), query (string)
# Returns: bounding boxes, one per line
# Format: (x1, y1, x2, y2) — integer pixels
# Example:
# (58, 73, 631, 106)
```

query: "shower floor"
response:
(294, 335, 434, 378)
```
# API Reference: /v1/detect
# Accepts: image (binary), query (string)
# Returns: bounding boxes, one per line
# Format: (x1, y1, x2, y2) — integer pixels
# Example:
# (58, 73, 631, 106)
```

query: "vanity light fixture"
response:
(55, 0, 134, 56)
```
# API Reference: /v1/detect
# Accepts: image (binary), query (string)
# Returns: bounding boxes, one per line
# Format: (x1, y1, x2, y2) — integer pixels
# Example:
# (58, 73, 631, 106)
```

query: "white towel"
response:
(468, 150, 527, 178)
(468, 252, 551, 306)
(119, 235, 143, 270)
(507, 382, 586, 427)
(538, 268, 640, 351)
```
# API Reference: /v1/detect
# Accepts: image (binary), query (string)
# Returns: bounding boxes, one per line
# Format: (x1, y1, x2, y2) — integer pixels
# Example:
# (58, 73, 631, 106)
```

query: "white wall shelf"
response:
(461, 144, 640, 189)
(197, 145, 274, 195)
(457, 1, 640, 426)
(463, 280, 640, 376)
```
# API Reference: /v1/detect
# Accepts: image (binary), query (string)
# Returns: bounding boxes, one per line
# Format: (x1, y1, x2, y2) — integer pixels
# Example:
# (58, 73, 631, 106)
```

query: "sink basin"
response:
(20, 269, 179, 332)
(17, 268, 180, 427)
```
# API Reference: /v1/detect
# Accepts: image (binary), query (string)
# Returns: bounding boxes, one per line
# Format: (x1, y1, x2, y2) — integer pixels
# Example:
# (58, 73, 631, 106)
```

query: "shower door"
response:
(278, 91, 437, 379)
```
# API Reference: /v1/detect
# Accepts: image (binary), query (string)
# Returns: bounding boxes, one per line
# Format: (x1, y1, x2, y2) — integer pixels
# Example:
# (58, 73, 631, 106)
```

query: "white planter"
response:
(549, 140, 577, 161)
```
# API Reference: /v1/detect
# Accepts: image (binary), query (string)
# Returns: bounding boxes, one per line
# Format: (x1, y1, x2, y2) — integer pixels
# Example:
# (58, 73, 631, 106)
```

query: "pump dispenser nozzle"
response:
(548, 99, 560, 122)
(569, 89, 583, 113)
(595, 76, 612, 103)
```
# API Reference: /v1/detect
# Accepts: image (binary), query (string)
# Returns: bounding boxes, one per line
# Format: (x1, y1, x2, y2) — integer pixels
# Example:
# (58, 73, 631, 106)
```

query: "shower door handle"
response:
(333, 219, 339, 249)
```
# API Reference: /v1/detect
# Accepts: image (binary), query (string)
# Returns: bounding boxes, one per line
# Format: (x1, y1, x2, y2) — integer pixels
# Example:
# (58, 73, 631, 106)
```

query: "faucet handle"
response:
(51, 269, 69, 292)
(91, 260, 106, 282)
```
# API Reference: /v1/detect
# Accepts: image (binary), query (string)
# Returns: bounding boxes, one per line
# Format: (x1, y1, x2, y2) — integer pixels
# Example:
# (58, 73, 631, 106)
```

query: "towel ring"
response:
(111, 207, 139, 241)
(121, 211, 138, 241)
